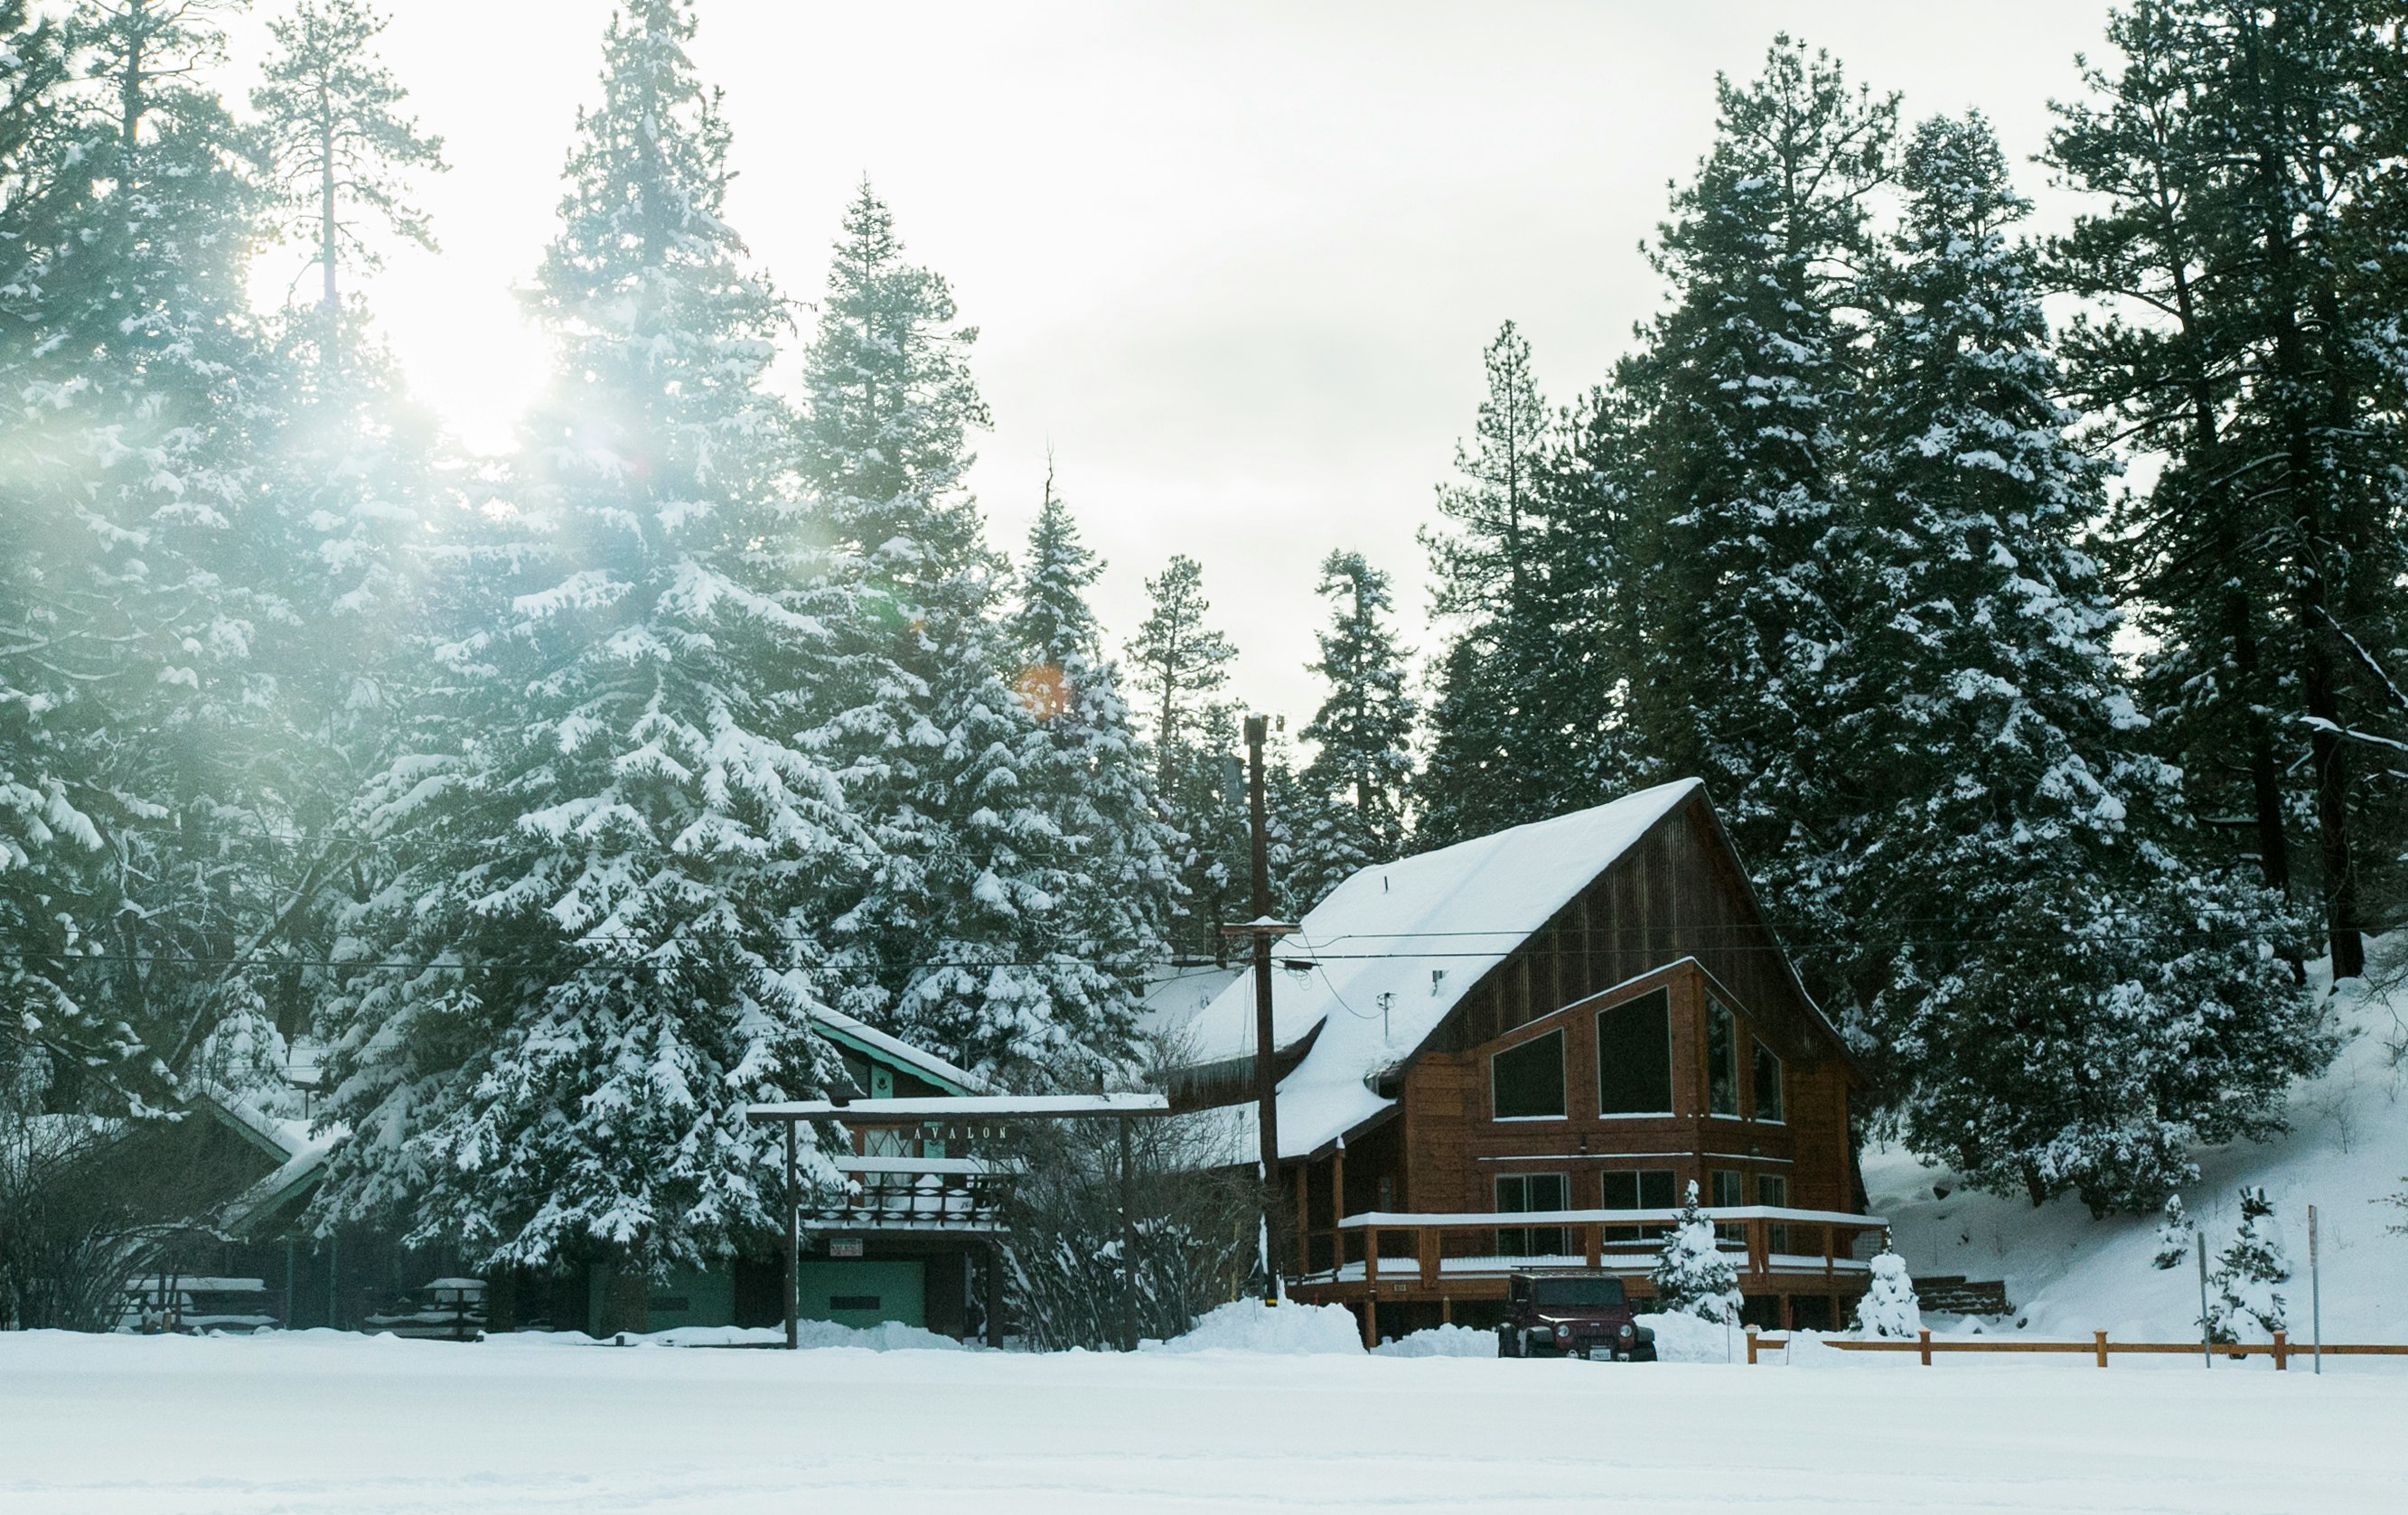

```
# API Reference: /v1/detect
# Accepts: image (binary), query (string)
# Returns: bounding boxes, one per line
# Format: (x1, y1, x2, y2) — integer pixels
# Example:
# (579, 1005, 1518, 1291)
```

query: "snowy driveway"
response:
(2, 1330, 2397, 1513)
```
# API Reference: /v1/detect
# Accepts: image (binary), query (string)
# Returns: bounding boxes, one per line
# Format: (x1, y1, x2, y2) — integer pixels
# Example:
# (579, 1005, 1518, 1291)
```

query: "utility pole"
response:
(1223, 715, 1297, 1304)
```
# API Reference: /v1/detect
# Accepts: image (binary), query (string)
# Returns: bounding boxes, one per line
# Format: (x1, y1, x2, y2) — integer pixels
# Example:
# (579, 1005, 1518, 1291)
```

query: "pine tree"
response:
(2047, 1, 2408, 977)
(1832, 113, 2321, 1214)
(1853, 1244, 1921, 1338)
(2206, 1185, 2290, 1343)
(0, 0, 288, 1104)
(2152, 1194, 2192, 1270)
(1292, 550, 1415, 908)
(1127, 554, 1237, 796)
(1416, 323, 1596, 846)
(311, 1, 857, 1323)
(1650, 1181, 1741, 1322)
(251, 0, 445, 313)
(1126, 556, 1245, 959)
(1608, 38, 1896, 876)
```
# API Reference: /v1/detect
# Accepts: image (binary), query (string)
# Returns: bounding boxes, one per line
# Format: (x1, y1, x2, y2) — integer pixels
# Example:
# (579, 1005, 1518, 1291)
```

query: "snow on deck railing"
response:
(748, 1093, 1171, 1120)
(1333, 1205, 1885, 1230)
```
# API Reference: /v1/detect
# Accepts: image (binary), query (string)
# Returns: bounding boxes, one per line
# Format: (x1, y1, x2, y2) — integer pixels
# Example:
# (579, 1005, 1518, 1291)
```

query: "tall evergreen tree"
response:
(1609, 37, 1896, 879)
(1833, 114, 2319, 1212)
(797, 186, 1126, 1072)
(251, 0, 445, 313)
(312, 1, 858, 1326)
(1416, 323, 1598, 846)
(0, 0, 287, 1104)
(1126, 555, 1246, 959)
(1293, 550, 1415, 907)
(1127, 554, 1237, 795)
(2047, 1, 2408, 977)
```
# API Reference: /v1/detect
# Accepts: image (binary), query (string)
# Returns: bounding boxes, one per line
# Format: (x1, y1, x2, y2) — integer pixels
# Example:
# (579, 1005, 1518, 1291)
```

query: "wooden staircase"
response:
(1915, 1276, 2012, 1315)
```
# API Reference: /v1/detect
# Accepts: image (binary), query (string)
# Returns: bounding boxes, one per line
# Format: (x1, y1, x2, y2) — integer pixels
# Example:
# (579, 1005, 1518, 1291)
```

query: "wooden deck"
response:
(1290, 1205, 1888, 1343)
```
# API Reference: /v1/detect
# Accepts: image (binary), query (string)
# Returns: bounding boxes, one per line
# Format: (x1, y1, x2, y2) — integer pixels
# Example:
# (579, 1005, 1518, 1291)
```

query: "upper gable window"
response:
(1753, 1038, 1785, 1123)
(1705, 996, 1739, 1117)
(1491, 1028, 1566, 1120)
(1597, 988, 1673, 1115)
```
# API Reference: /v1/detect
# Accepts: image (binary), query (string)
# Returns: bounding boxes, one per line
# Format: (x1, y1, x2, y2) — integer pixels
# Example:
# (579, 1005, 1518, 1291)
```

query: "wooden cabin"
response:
(1173, 780, 1882, 1339)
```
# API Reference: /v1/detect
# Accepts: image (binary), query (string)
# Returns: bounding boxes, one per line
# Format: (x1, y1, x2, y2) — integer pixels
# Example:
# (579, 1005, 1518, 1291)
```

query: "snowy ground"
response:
(3, 1325, 2402, 1513)
(1872, 947, 2408, 1345)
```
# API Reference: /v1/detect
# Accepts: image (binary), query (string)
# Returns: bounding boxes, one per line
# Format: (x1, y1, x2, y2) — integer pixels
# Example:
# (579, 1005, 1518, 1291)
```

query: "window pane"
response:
(1598, 1172, 1639, 1211)
(1706, 999, 1738, 1116)
(1530, 1173, 1568, 1210)
(1759, 1175, 1790, 1253)
(1710, 1170, 1742, 1207)
(1637, 1171, 1675, 1210)
(1491, 1029, 1566, 1119)
(1598, 989, 1674, 1114)
(1753, 1039, 1784, 1121)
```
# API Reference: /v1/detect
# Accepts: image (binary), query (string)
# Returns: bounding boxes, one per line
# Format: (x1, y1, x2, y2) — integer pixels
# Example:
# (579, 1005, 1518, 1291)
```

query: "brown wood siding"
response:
(1388, 791, 1863, 1233)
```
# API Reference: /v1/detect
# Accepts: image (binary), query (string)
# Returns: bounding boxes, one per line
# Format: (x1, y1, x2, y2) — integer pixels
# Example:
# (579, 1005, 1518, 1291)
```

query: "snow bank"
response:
(1373, 1323, 1494, 1358)
(498, 1321, 965, 1352)
(1635, 1311, 1741, 1364)
(1146, 1300, 1363, 1355)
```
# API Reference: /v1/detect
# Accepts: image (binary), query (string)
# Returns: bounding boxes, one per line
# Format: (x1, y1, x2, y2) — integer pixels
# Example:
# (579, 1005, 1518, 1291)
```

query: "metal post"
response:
(1120, 1115, 1138, 1351)
(2309, 1204, 2321, 1375)
(328, 1235, 339, 1333)
(2197, 1238, 2211, 1369)
(1244, 714, 1282, 1302)
(783, 1120, 800, 1351)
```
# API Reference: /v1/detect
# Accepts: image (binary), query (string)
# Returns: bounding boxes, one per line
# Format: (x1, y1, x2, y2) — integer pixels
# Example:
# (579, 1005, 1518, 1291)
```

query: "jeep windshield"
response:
(1529, 1277, 1626, 1308)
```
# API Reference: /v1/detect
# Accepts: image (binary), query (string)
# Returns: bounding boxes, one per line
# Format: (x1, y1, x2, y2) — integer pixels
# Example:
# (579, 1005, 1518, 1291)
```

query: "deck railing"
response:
(1303, 1206, 1889, 1290)
(796, 1155, 1016, 1233)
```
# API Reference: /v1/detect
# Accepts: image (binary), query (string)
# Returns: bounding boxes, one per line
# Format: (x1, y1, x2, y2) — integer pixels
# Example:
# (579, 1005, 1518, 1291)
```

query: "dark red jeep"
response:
(1495, 1271, 1658, 1361)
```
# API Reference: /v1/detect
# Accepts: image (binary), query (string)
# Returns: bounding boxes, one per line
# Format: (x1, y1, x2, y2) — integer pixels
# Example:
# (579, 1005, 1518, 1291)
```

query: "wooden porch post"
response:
(986, 1238, 1007, 1349)
(1363, 1226, 1380, 1348)
(1293, 1162, 1310, 1277)
(1583, 1222, 1603, 1270)
(783, 1120, 800, 1351)
(1120, 1115, 1138, 1352)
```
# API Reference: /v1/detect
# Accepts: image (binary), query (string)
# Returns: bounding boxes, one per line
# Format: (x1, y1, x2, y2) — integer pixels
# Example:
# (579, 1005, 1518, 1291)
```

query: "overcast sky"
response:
(226, 1, 2122, 727)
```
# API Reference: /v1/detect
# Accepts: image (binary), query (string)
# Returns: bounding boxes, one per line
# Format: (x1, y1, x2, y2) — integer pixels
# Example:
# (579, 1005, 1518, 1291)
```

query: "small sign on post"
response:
(829, 1237, 864, 1259)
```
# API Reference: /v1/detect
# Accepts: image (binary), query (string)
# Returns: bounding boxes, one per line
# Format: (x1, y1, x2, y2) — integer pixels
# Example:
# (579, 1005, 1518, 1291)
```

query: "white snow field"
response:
(3, 1324, 2401, 1514)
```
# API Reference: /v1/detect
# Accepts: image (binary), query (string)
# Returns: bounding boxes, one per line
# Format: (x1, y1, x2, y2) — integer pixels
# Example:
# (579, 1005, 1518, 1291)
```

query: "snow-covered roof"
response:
(1184, 780, 1704, 1160)
(809, 1005, 982, 1096)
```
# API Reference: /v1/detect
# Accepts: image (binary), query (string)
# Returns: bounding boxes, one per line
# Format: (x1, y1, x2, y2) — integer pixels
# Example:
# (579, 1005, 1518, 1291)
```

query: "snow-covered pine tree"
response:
(246, 0, 457, 1052)
(311, 0, 859, 1329)
(1292, 550, 1415, 910)
(0, 0, 291, 1104)
(1650, 1180, 1741, 1323)
(1853, 1243, 1921, 1339)
(2047, 3, 2408, 977)
(1416, 323, 1595, 846)
(1607, 38, 1894, 881)
(2152, 1195, 2191, 1271)
(2206, 1186, 2290, 1344)
(898, 470, 1178, 1076)
(1126, 555, 1243, 959)
(794, 185, 1120, 1075)
(1833, 113, 2320, 1214)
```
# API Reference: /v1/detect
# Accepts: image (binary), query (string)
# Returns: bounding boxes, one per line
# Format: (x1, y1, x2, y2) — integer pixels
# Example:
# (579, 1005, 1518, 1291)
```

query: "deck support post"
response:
(1120, 1115, 1138, 1352)
(985, 1238, 1006, 1349)
(783, 1121, 800, 1351)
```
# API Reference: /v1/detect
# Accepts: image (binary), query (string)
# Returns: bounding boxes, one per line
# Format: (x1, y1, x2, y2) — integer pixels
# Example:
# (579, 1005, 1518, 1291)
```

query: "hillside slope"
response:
(1870, 939, 2408, 1343)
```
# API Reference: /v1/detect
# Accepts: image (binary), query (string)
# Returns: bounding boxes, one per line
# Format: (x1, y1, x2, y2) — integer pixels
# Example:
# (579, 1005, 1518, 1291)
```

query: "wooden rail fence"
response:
(1743, 1326, 2408, 1369)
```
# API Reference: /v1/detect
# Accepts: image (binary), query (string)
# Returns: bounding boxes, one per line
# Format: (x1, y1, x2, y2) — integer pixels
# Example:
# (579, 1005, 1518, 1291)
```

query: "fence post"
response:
(2094, 1330, 2107, 1368)
(1917, 1327, 1932, 1367)
(2272, 1331, 2287, 1371)
(1746, 1325, 1759, 1366)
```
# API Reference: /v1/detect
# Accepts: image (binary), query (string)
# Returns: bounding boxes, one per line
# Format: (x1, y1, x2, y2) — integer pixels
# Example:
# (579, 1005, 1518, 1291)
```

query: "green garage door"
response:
(796, 1259, 924, 1330)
